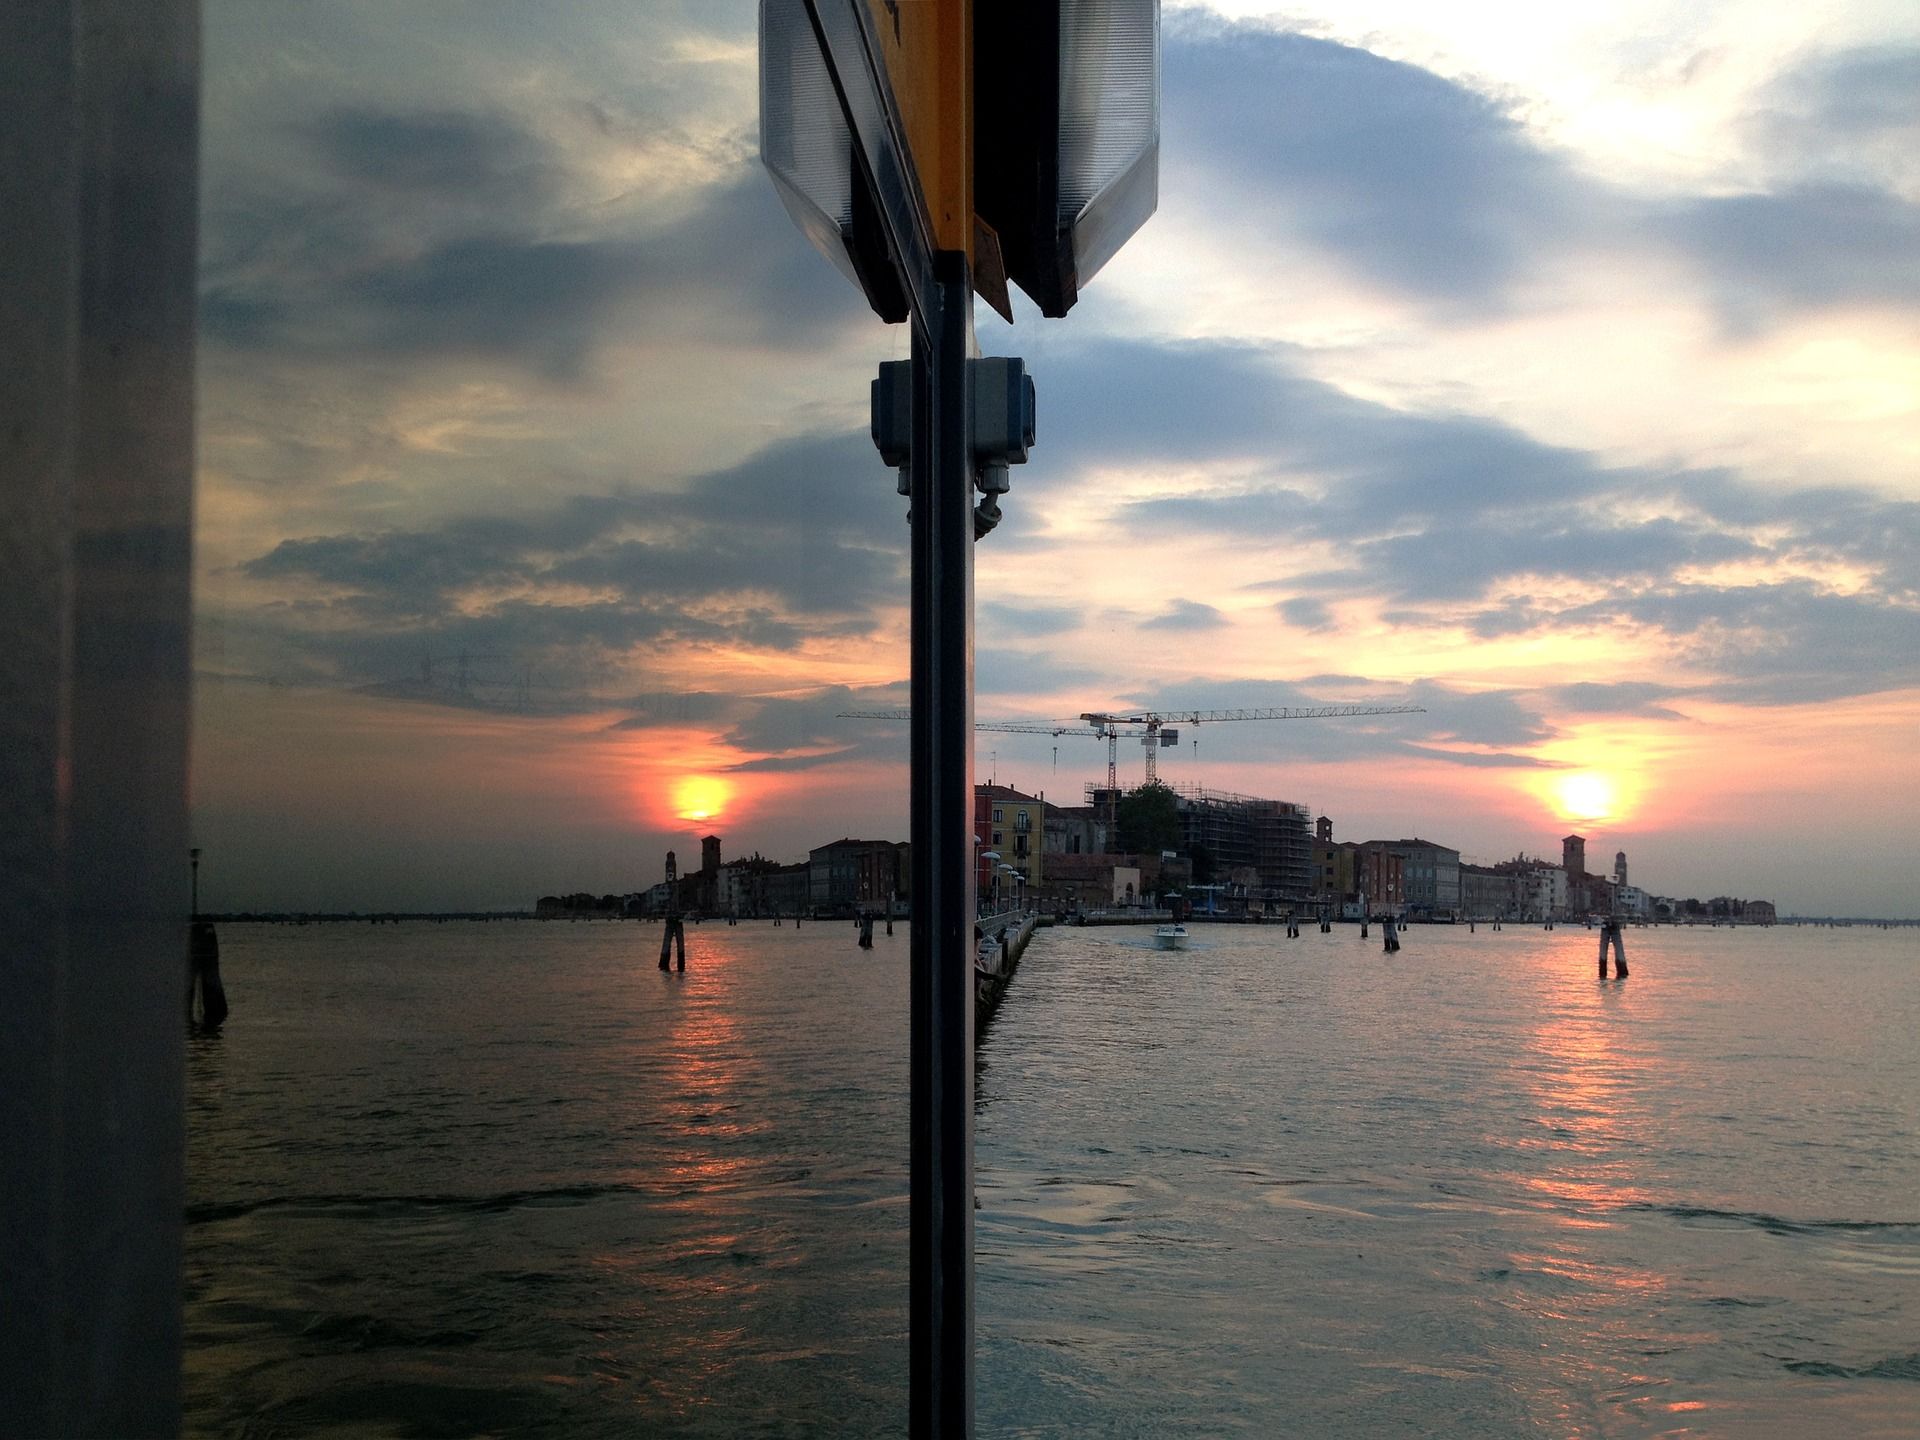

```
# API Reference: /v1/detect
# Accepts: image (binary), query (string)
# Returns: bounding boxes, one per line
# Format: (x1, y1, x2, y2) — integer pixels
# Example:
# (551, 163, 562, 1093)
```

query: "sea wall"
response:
(975, 913, 1039, 1027)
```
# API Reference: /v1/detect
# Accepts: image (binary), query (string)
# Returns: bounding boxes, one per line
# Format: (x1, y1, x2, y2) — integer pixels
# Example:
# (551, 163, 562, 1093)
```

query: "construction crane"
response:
(838, 701, 1425, 831)
(1078, 704, 1425, 787)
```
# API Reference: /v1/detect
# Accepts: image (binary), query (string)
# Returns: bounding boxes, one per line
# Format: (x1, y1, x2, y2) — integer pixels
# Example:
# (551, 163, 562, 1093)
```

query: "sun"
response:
(672, 775, 732, 824)
(1554, 770, 1617, 822)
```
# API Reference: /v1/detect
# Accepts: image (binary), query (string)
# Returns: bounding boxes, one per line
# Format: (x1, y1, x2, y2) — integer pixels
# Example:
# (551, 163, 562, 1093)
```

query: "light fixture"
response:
(759, 0, 909, 321)
(974, 0, 1160, 316)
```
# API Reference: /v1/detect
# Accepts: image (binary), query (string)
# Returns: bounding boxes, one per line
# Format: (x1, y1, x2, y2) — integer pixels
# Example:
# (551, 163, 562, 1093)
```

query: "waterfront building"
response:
(1608, 880, 1651, 918)
(1460, 862, 1523, 919)
(1492, 854, 1567, 920)
(1044, 851, 1192, 913)
(1043, 802, 1106, 858)
(716, 857, 753, 915)
(1363, 838, 1460, 918)
(1311, 815, 1351, 901)
(807, 839, 906, 915)
(1313, 815, 1403, 917)
(762, 860, 811, 916)
(1342, 840, 1408, 915)
(976, 784, 1045, 900)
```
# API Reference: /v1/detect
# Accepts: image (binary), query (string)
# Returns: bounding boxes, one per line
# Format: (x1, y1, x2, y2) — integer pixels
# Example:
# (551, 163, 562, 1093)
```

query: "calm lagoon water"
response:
(184, 920, 1920, 1436)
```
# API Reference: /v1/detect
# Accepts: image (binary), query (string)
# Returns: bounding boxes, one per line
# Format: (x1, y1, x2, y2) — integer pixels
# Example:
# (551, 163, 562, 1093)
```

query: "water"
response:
(184, 920, 1920, 1436)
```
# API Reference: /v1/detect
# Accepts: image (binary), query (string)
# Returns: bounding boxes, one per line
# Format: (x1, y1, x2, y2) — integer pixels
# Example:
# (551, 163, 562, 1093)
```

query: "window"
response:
(992, 831, 1002, 846)
(993, 807, 1003, 822)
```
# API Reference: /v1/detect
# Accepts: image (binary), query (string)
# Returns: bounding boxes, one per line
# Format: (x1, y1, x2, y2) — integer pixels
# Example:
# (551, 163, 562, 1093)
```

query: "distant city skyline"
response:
(191, 2, 1920, 915)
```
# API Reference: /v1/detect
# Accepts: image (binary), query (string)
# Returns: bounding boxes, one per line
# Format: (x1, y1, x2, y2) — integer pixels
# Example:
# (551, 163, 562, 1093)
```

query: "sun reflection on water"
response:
(1485, 944, 1714, 1429)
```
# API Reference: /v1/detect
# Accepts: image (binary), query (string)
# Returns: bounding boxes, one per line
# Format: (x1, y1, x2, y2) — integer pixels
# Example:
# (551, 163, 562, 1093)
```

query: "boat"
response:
(1153, 924, 1189, 951)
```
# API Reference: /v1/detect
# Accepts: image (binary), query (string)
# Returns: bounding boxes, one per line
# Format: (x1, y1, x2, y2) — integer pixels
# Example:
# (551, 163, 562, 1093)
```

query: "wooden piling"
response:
(658, 851, 686, 970)
(187, 922, 227, 1028)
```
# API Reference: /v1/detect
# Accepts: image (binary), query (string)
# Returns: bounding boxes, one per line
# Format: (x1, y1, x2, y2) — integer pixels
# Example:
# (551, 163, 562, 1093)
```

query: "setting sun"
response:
(672, 775, 733, 824)
(1554, 770, 1617, 822)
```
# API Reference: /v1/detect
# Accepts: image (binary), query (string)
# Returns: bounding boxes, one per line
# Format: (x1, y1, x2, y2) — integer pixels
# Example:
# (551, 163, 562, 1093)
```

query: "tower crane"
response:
(838, 701, 1425, 832)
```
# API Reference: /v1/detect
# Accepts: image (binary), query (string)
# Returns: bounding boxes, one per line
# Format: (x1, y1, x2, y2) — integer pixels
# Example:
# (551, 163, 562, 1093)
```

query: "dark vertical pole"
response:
(909, 251, 975, 1437)
(2, 2, 198, 1433)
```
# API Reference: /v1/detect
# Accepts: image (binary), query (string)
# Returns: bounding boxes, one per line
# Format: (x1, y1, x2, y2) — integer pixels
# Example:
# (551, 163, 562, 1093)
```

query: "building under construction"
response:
(1089, 782, 1314, 903)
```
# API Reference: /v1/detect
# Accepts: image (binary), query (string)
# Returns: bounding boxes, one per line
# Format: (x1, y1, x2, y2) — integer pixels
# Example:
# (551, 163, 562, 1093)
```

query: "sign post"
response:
(908, 248, 977, 1436)
(762, 4, 1157, 1431)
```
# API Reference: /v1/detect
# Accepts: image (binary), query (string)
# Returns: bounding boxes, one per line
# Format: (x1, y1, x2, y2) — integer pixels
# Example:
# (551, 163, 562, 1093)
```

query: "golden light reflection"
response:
(1484, 948, 1708, 1426)
(672, 774, 733, 823)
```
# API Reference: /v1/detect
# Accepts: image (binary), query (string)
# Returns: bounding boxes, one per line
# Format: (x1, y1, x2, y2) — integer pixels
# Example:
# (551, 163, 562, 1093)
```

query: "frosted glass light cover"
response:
(1057, 0, 1159, 285)
(759, 0, 861, 295)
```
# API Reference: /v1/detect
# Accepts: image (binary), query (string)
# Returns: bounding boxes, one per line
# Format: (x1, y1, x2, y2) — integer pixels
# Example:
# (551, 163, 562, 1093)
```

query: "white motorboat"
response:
(1153, 924, 1189, 951)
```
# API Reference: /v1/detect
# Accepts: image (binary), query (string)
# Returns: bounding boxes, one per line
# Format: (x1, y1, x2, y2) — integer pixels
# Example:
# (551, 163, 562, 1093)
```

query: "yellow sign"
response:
(864, 0, 971, 255)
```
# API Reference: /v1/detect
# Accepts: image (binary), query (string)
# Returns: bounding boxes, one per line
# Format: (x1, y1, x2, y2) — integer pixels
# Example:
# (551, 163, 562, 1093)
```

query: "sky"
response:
(191, 1, 1920, 915)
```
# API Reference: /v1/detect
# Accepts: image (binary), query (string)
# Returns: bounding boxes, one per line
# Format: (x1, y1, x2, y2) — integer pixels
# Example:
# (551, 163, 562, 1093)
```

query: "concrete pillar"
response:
(1, 4, 199, 1432)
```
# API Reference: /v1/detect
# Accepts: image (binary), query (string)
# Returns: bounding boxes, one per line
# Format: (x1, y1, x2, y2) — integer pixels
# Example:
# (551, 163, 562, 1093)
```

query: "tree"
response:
(1115, 782, 1181, 856)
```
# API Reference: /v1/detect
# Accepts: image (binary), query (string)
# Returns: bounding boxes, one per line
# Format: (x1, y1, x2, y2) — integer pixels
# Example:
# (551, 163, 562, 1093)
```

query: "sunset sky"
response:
(192, 1, 1920, 914)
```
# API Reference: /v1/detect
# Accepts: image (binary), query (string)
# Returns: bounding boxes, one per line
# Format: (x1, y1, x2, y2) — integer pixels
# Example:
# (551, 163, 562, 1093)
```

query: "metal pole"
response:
(909, 250, 975, 1437)
(2, 2, 198, 1432)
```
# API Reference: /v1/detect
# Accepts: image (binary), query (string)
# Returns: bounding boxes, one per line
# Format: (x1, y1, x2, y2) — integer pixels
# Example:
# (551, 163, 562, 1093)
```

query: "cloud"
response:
(1665, 184, 1920, 329)
(1276, 597, 1335, 632)
(1025, 331, 1918, 708)
(606, 691, 736, 728)
(202, 119, 874, 374)
(976, 648, 1102, 699)
(1156, 18, 1919, 330)
(1141, 598, 1227, 631)
(1400, 746, 1559, 769)
(309, 107, 560, 205)
(1162, 13, 1602, 308)
(717, 683, 910, 773)
(1557, 583, 1920, 706)
(1545, 682, 1691, 720)
(981, 602, 1082, 639)
(1747, 45, 1920, 189)
(232, 429, 909, 699)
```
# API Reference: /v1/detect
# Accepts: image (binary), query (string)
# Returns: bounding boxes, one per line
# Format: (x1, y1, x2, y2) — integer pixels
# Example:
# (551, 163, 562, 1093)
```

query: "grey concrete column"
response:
(1, 3, 199, 1434)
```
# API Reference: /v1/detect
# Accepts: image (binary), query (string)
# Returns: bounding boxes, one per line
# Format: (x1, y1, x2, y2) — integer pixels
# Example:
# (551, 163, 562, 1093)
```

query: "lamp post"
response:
(189, 847, 201, 919)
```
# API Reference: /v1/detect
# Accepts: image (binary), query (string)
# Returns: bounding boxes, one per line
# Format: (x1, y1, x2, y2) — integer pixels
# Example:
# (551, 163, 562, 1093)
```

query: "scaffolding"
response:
(1090, 783, 1314, 901)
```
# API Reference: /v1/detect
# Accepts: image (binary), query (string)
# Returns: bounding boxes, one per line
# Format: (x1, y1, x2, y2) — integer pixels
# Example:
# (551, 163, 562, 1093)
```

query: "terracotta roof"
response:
(976, 784, 1043, 804)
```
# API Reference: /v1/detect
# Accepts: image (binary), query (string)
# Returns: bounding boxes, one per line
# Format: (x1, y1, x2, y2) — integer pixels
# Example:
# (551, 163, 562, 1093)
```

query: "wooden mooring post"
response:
(658, 851, 685, 971)
(1598, 918, 1628, 978)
